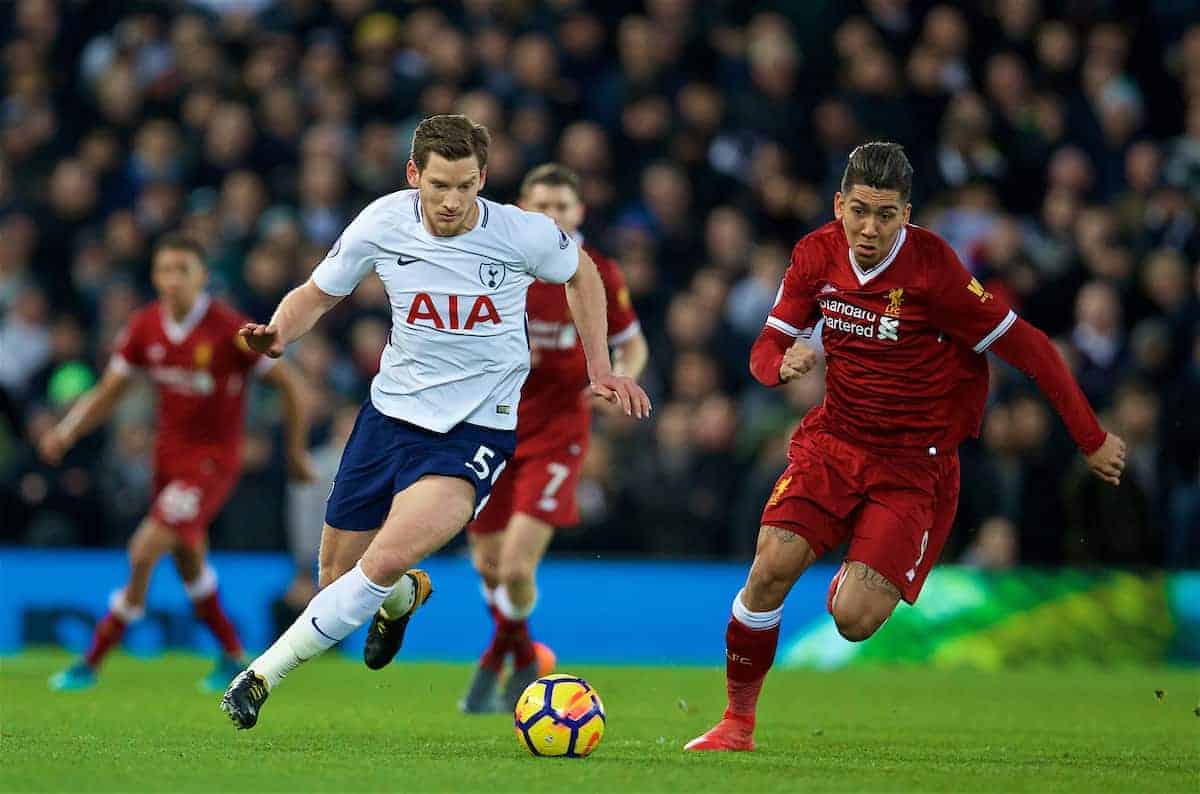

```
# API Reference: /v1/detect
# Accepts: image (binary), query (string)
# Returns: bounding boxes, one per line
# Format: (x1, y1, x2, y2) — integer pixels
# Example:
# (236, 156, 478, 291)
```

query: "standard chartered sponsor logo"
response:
(151, 366, 216, 395)
(824, 314, 876, 338)
(820, 297, 900, 342)
(820, 298, 877, 322)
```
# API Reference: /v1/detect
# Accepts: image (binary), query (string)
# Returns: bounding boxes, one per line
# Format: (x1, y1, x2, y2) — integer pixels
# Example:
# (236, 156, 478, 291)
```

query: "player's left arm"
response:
(928, 250, 1125, 485)
(522, 212, 650, 418)
(599, 257, 648, 381)
(564, 249, 650, 418)
(258, 359, 317, 483)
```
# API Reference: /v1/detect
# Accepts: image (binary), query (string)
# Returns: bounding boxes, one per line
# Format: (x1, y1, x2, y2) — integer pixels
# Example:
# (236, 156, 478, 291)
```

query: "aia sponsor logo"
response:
(406, 293, 502, 330)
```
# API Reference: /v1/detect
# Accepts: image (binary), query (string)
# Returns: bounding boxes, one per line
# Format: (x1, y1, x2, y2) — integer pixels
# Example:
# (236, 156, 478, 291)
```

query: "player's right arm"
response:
(750, 242, 820, 386)
(39, 362, 131, 466)
(242, 214, 374, 357)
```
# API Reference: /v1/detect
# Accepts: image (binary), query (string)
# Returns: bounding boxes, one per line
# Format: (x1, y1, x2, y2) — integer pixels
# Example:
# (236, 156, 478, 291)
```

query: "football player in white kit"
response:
(221, 115, 650, 729)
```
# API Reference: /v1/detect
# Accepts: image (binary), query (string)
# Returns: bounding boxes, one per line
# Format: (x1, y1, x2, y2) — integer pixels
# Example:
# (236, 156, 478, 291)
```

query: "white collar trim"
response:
(162, 293, 211, 345)
(847, 226, 907, 286)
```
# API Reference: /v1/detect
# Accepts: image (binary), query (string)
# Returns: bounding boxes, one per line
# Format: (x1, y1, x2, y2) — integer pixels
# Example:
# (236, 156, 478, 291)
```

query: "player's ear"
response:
(833, 192, 843, 219)
(903, 203, 912, 225)
(406, 160, 420, 188)
(477, 165, 487, 192)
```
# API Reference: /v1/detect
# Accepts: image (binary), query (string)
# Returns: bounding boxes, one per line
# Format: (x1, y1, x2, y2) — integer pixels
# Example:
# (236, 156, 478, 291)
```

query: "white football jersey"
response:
(312, 189, 579, 432)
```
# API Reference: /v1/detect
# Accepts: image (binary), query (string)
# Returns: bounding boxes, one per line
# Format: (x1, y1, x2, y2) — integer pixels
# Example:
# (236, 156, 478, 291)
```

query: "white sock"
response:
(731, 588, 782, 630)
(379, 573, 415, 620)
(251, 562, 393, 689)
(109, 589, 145, 623)
(494, 583, 535, 620)
(184, 564, 218, 601)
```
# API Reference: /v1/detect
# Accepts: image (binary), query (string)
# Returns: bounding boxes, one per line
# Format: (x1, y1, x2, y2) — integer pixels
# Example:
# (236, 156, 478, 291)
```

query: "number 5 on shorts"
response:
(466, 445, 506, 485)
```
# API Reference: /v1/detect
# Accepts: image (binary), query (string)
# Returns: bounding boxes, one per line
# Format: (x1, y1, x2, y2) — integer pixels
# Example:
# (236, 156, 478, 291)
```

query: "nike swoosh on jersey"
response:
(396, 255, 421, 266)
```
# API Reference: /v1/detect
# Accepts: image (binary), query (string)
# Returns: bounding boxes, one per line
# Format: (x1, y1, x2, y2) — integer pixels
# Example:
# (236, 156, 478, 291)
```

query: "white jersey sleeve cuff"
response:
(765, 315, 802, 338)
(107, 354, 133, 375)
(973, 310, 1017, 353)
(608, 321, 641, 346)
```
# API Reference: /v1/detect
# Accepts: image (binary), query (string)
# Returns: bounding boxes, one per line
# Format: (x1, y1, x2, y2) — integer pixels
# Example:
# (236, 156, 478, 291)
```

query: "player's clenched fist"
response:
(239, 323, 285, 358)
(1085, 431, 1127, 486)
(590, 373, 652, 419)
(779, 340, 818, 382)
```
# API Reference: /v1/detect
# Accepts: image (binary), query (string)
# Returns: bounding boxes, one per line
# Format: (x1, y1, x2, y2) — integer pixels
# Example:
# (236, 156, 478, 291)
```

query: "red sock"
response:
(506, 617, 536, 669)
(479, 601, 507, 671)
(193, 591, 243, 659)
(84, 612, 127, 669)
(723, 616, 780, 726)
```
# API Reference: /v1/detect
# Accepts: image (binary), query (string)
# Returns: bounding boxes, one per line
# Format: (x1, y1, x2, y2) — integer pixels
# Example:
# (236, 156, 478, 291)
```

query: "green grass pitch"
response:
(1, 651, 1196, 792)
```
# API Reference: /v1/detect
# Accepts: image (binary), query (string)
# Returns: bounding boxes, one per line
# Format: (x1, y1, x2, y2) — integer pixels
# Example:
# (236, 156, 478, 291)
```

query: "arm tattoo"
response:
(848, 561, 901, 596)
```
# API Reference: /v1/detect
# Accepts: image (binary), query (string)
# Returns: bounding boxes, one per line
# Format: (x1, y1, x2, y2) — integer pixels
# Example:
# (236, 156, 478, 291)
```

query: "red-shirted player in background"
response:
(458, 164, 648, 712)
(39, 235, 314, 693)
(686, 143, 1127, 752)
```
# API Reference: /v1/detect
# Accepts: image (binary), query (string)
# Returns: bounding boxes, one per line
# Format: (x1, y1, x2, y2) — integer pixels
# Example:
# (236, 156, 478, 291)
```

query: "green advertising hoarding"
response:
(782, 568, 1200, 670)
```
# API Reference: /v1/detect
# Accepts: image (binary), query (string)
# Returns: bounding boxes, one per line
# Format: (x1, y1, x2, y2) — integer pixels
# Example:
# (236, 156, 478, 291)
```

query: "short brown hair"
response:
(520, 163, 581, 200)
(153, 233, 206, 263)
(410, 114, 491, 170)
(841, 142, 913, 202)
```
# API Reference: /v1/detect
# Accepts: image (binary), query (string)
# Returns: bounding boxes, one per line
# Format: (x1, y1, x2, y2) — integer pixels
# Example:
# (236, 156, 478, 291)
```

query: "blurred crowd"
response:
(1, 0, 1198, 569)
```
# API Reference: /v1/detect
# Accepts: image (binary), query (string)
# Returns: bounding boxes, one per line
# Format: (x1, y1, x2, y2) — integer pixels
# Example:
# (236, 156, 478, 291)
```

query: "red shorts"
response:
(150, 456, 240, 547)
(760, 427, 960, 603)
(470, 432, 588, 535)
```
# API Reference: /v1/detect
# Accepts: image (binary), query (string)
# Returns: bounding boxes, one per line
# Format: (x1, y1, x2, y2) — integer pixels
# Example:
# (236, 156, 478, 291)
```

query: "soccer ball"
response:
(513, 674, 606, 758)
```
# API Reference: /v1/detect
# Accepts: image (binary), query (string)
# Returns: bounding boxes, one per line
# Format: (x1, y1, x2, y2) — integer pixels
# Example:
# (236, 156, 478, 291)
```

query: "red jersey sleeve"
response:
(926, 239, 1017, 354)
(110, 309, 149, 373)
(750, 241, 821, 386)
(596, 254, 640, 345)
(765, 240, 821, 339)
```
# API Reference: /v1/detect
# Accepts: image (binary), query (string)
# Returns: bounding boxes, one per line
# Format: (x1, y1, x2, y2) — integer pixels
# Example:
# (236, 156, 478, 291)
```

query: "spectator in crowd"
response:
(0, 0, 1195, 568)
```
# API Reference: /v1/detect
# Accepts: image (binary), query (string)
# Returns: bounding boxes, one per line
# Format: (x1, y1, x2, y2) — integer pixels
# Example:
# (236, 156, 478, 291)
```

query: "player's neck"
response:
(164, 295, 201, 323)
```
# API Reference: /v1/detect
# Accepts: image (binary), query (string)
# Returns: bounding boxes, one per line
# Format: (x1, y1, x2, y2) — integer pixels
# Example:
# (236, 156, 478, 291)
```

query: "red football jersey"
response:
(517, 244, 640, 451)
(768, 220, 1016, 453)
(111, 294, 268, 467)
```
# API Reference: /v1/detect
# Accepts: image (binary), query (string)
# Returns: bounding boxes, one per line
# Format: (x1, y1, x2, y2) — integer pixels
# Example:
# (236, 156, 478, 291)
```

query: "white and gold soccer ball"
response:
(513, 674, 606, 758)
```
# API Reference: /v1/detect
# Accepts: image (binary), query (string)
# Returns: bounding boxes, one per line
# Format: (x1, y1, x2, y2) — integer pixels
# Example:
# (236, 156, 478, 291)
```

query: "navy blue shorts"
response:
(325, 401, 517, 532)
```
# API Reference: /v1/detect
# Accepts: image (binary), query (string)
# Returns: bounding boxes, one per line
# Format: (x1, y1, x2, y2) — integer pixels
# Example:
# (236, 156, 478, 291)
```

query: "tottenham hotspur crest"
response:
(479, 262, 507, 290)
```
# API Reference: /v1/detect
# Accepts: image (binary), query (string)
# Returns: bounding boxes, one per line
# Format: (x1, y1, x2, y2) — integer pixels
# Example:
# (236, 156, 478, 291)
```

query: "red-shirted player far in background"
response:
(39, 235, 314, 693)
(686, 143, 1128, 752)
(459, 164, 649, 712)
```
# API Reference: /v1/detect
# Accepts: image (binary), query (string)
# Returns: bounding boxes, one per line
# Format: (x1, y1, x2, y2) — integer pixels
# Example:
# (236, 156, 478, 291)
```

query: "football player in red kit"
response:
(686, 143, 1126, 751)
(462, 164, 648, 712)
(40, 235, 313, 692)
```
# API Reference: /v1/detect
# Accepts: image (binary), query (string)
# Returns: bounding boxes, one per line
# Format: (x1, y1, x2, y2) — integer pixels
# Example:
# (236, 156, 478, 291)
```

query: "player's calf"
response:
(827, 561, 899, 642)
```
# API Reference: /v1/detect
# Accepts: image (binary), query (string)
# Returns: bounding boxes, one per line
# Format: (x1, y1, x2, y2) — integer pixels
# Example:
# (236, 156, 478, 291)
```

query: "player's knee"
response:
(359, 547, 414, 587)
(830, 602, 888, 642)
(498, 556, 536, 589)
